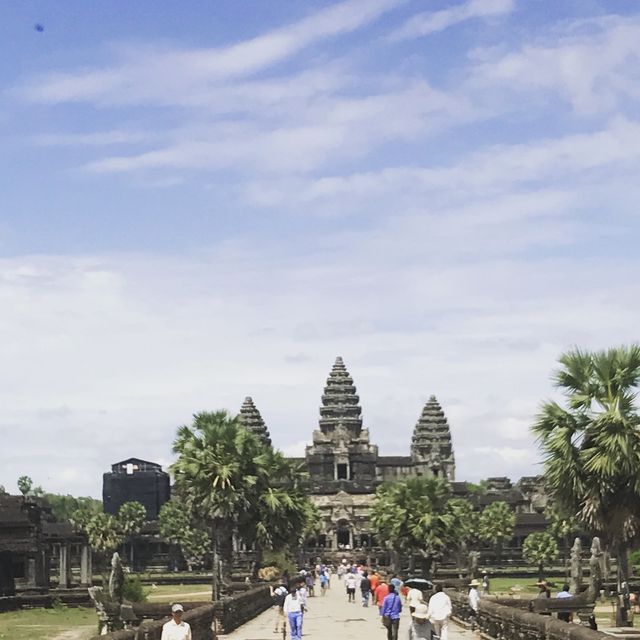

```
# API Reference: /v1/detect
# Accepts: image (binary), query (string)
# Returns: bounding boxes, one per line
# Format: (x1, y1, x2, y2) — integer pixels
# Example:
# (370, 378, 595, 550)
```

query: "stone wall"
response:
(90, 585, 272, 640)
(213, 584, 272, 634)
(448, 590, 610, 640)
(90, 603, 214, 640)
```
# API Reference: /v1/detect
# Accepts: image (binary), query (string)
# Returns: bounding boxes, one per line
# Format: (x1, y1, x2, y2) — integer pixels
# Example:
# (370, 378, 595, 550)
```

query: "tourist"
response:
(370, 570, 381, 595)
(481, 573, 490, 595)
(306, 572, 315, 597)
(283, 586, 304, 640)
(468, 579, 480, 630)
(161, 603, 191, 640)
(426, 584, 452, 640)
(345, 570, 357, 602)
(360, 570, 371, 607)
(375, 578, 390, 610)
(390, 574, 404, 592)
(407, 602, 433, 640)
(271, 582, 288, 634)
(320, 570, 329, 596)
(407, 585, 424, 614)
(381, 583, 403, 640)
(556, 583, 572, 622)
(536, 580, 551, 599)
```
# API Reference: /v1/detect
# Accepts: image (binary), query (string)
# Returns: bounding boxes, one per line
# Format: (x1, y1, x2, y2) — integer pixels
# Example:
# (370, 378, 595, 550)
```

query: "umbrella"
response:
(405, 578, 433, 590)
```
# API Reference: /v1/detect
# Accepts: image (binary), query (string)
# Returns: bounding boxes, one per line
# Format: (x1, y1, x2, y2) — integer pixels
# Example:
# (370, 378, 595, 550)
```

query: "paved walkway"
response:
(220, 579, 469, 640)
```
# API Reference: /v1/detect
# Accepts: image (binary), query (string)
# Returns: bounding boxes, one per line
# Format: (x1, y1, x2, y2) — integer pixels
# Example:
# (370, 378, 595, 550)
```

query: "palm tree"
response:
(522, 532, 559, 581)
(172, 410, 263, 600)
(478, 501, 515, 566)
(371, 476, 453, 576)
(532, 345, 640, 625)
(444, 498, 478, 576)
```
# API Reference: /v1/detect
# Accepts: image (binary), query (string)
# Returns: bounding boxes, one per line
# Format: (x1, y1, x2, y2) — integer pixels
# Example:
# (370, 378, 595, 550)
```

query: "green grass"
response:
(146, 582, 213, 603)
(0, 606, 96, 640)
(488, 577, 548, 596)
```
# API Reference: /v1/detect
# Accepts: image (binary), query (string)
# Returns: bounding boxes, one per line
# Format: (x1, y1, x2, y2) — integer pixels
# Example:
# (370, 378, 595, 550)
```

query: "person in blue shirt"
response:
(381, 583, 402, 640)
(556, 583, 572, 622)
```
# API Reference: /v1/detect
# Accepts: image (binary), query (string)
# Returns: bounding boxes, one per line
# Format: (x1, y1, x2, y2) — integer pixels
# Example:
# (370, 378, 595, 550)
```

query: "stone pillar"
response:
(58, 544, 70, 589)
(26, 557, 37, 588)
(80, 545, 92, 586)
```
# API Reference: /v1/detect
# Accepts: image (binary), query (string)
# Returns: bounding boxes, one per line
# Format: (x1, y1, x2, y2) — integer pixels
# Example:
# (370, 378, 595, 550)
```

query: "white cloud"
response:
(389, 0, 514, 41)
(470, 15, 640, 113)
(16, 0, 404, 106)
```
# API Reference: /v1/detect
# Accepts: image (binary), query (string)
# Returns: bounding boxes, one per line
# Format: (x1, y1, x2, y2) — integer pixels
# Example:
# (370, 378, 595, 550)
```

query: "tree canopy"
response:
(532, 345, 640, 600)
(522, 531, 559, 580)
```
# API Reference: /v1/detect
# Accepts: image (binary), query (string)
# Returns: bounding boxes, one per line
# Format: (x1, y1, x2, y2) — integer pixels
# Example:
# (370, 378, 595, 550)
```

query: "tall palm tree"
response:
(172, 410, 263, 600)
(532, 345, 640, 624)
(371, 476, 453, 576)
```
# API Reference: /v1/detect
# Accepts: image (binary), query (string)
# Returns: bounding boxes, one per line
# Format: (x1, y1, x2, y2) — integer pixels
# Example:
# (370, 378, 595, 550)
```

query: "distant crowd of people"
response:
(268, 561, 482, 640)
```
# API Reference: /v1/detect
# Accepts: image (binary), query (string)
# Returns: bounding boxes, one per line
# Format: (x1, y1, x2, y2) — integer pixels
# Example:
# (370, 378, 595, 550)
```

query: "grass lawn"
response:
(0, 606, 96, 640)
(146, 583, 213, 603)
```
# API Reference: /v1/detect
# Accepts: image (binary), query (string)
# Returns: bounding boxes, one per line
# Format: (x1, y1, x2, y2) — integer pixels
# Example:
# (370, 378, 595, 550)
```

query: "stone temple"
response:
(286, 357, 458, 552)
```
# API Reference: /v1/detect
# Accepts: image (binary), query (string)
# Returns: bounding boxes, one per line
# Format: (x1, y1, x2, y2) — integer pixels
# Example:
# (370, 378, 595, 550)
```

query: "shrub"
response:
(122, 575, 148, 603)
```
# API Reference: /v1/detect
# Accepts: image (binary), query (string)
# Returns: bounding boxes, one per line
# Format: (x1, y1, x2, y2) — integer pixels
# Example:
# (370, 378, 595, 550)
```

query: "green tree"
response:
(546, 507, 580, 576)
(523, 531, 559, 580)
(42, 494, 102, 522)
(444, 498, 479, 576)
(532, 345, 640, 623)
(371, 477, 454, 576)
(77, 511, 124, 573)
(118, 501, 147, 568)
(171, 410, 266, 599)
(478, 501, 515, 565)
(17, 475, 33, 497)
(158, 499, 210, 571)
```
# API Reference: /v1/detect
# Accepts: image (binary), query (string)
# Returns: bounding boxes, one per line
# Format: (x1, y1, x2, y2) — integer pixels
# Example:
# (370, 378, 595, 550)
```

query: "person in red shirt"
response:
(369, 571, 381, 595)
(375, 580, 390, 608)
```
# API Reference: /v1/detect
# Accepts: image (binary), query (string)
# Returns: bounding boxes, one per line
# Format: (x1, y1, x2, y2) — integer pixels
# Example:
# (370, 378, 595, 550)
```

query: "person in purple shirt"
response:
(381, 583, 402, 640)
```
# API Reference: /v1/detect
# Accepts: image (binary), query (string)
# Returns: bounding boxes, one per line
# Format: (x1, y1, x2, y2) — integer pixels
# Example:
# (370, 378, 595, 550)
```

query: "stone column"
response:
(80, 545, 92, 586)
(26, 557, 37, 588)
(58, 544, 70, 589)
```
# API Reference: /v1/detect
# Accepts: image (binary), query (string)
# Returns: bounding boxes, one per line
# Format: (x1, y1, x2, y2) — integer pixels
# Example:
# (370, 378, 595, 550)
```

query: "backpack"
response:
(273, 588, 287, 607)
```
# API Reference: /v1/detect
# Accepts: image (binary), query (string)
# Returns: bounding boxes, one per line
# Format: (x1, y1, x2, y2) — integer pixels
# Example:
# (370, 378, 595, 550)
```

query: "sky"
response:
(1, 0, 640, 498)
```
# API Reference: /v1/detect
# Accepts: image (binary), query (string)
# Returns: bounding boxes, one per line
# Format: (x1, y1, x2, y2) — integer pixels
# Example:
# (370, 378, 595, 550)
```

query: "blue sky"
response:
(2, 0, 640, 497)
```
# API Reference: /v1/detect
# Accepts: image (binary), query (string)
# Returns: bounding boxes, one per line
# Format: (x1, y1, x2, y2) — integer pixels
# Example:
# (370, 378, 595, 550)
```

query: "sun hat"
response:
(412, 603, 429, 620)
(469, 579, 481, 587)
(171, 603, 185, 612)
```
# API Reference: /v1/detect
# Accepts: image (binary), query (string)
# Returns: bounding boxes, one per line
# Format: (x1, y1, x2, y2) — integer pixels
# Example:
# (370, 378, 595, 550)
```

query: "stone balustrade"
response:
(448, 590, 610, 640)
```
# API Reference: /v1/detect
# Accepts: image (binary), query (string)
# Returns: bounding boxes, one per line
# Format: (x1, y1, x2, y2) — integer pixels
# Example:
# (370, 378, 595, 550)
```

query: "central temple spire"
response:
(319, 356, 363, 438)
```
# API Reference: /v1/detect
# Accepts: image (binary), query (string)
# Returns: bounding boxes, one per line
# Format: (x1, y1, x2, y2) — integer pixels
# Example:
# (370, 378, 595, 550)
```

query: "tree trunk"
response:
(616, 542, 631, 627)
(538, 562, 544, 582)
(211, 521, 220, 601)
(218, 523, 234, 596)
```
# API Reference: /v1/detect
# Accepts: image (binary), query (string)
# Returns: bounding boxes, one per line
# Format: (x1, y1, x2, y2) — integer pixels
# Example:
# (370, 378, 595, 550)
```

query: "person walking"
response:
(320, 571, 329, 596)
(468, 579, 480, 631)
(426, 584, 452, 640)
(375, 578, 390, 613)
(271, 582, 289, 635)
(370, 570, 381, 595)
(407, 602, 434, 640)
(407, 585, 424, 614)
(283, 587, 304, 640)
(380, 583, 402, 640)
(345, 571, 357, 603)
(360, 571, 371, 607)
(161, 603, 192, 640)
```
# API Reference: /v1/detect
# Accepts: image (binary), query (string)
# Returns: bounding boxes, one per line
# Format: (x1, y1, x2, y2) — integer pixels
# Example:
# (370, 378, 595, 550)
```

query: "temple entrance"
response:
(337, 528, 350, 547)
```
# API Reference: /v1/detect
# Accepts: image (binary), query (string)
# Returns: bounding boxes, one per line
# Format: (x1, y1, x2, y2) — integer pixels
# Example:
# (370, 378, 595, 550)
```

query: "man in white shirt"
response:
(427, 585, 452, 640)
(468, 580, 481, 630)
(161, 603, 192, 640)
(283, 587, 304, 640)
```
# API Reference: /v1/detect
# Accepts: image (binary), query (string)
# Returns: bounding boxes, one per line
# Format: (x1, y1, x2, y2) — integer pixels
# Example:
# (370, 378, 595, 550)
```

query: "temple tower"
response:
(410, 395, 456, 481)
(306, 357, 378, 484)
(238, 396, 272, 447)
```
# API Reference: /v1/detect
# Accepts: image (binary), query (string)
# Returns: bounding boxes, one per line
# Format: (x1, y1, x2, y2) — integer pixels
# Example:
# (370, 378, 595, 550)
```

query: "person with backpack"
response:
(271, 582, 288, 635)
(380, 583, 402, 640)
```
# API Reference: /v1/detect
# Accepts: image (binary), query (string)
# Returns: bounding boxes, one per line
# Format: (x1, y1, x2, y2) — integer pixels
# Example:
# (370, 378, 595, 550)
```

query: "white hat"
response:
(171, 603, 185, 613)
(412, 603, 429, 620)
